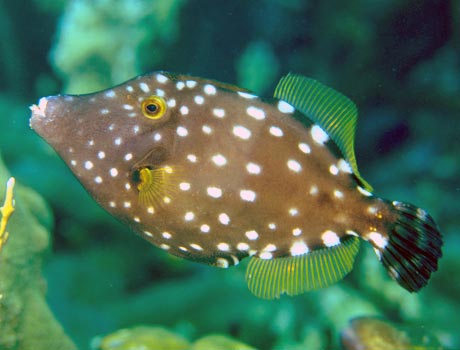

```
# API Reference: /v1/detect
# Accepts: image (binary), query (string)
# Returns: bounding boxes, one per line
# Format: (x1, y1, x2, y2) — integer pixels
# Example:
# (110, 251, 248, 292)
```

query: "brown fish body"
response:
(30, 71, 442, 298)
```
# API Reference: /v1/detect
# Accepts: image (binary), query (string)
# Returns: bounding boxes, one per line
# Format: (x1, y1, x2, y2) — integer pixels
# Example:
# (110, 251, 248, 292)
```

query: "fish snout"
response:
(29, 95, 71, 143)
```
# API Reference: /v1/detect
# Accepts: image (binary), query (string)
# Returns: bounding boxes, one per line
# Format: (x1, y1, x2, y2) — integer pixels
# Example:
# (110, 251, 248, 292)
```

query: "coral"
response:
(0, 157, 76, 350)
(51, 0, 186, 94)
(93, 326, 256, 350)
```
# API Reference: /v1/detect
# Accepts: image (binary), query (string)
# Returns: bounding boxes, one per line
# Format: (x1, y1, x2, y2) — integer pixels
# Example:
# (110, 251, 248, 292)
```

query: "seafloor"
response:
(0, 1, 458, 349)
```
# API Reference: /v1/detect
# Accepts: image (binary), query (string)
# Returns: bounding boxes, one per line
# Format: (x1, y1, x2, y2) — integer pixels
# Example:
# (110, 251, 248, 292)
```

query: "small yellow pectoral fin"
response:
(137, 166, 179, 208)
(245, 236, 360, 299)
(0, 177, 16, 253)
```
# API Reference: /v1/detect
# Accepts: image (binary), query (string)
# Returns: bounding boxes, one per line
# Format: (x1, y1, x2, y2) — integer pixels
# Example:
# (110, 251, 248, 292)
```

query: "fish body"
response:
(30, 72, 442, 299)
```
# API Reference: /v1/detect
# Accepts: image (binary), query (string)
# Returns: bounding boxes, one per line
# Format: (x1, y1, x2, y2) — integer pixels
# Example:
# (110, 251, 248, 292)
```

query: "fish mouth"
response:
(29, 95, 68, 144)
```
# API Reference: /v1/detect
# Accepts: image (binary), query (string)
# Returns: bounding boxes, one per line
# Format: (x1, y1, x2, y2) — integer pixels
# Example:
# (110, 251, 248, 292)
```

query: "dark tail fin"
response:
(379, 201, 443, 292)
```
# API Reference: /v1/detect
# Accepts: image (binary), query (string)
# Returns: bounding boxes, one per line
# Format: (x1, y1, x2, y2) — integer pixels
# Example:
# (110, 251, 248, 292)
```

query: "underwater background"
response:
(0, 0, 459, 349)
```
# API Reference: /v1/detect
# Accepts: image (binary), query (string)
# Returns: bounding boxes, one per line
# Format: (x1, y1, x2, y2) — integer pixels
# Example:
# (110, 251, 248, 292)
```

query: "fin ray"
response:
(245, 237, 360, 299)
(274, 73, 372, 191)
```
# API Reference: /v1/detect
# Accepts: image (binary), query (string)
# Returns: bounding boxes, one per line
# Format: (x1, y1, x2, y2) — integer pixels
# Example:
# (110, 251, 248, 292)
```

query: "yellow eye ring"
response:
(141, 96, 167, 119)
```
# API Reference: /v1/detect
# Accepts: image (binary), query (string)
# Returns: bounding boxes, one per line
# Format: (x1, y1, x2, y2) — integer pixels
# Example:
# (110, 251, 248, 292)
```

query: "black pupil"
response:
(146, 103, 158, 114)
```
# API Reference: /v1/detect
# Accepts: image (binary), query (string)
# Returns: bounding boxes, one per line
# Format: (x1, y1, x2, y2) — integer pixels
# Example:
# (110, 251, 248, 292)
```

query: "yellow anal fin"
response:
(137, 166, 179, 208)
(245, 236, 360, 299)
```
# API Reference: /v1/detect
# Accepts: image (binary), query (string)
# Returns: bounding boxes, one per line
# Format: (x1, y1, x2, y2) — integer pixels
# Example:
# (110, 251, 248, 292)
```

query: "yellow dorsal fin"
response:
(274, 74, 372, 192)
(137, 166, 179, 208)
(245, 236, 360, 299)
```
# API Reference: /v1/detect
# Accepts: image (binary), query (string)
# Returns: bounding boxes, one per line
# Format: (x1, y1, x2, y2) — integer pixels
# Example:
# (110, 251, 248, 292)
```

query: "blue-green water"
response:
(0, 1, 458, 349)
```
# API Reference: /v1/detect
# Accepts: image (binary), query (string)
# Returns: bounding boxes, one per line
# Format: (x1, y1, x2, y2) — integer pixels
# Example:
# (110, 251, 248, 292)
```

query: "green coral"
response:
(94, 325, 257, 350)
(51, 0, 186, 94)
(0, 157, 76, 350)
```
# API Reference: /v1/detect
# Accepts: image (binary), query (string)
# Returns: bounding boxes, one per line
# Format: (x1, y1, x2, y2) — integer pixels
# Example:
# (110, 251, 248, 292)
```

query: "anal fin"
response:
(245, 236, 360, 299)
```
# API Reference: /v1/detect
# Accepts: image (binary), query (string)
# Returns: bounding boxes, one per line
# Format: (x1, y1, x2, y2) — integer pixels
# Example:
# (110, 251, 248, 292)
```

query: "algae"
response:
(0, 157, 76, 350)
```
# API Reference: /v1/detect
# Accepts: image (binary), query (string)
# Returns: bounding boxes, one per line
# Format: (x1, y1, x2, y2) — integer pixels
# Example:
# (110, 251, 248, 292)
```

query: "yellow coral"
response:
(0, 177, 15, 253)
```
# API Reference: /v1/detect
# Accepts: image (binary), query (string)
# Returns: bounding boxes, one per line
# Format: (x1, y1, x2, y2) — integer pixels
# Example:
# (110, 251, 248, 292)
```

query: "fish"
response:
(29, 72, 443, 299)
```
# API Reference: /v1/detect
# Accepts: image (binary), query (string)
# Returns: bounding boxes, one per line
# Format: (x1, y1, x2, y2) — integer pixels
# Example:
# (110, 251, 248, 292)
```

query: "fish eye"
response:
(142, 96, 167, 119)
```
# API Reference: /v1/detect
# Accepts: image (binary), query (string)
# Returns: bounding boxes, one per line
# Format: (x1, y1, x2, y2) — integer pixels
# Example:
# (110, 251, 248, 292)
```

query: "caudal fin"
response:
(378, 201, 442, 292)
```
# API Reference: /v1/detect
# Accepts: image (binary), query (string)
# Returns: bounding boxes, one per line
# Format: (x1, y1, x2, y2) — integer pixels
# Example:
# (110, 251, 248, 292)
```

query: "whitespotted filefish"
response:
(29, 72, 442, 299)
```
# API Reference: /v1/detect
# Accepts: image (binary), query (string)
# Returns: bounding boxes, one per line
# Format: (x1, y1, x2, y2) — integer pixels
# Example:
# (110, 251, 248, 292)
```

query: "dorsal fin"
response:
(245, 236, 360, 299)
(274, 74, 372, 191)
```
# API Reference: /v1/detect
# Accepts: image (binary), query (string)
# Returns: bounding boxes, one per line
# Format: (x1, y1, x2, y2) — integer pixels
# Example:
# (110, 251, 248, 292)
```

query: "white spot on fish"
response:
(329, 164, 339, 175)
(123, 201, 131, 208)
(109, 201, 116, 208)
(167, 99, 176, 108)
(179, 182, 191, 191)
(259, 252, 273, 260)
(287, 159, 302, 172)
(94, 176, 103, 184)
(233, 125, 252, 140)
(186, 80, 197, 88)
(194, 95, 205, 105)
(126, 85, 134, 92)
(184, 211, 195, 221)
(238, 91, 257, 99)
(204, 84, 217, 95)
(212, 154, 227, 167)
(123, 104, 134, 110)
(124, 153, 133, 161)
(101, 108, 109, 115)
(289, 208, 299, 216)
(162, 231, 172, 239)
(246, 162, 261, 175)
(114, 137, 122, 146)
(160, 244, 170, 250)
(154, 133, 162, 141)
(71, 160, 77, 166)
(298, 142, 311, 154)
(240, 189, 256, 202)
(147, 207, 155, 214)
(187, 154, 197, 163)
(264, 244, 277, 252)
(217, 242, 230, 251)
(218, 213, 230, 225)
(202, 125, 212, 134)
(139, 82, 150, 93)
(358, 186, 373, 197)
(309, 185, 318, 195)
(125, 183, 131, 190)
(109, 168, 118, 177)
(207, 186, 223, 198)
(290, 241, 309, 256)
(104, 90, 116, 99)
(246, 106, 265, 120)
(212, 108, 225, 118)
(156, 89, 165, 97)
(269, 126, 284, 137)
(98, 151, 105, 159)
(322, 230, 341, 247)
(311, 125, 329, 145)
(237, 242, 250, 251)
(156, 74, 168, 83)
(268, 223, 277, 230)
(180, 106, 189, 115)
(200, 224, 210, 233)
(277, 100, 295, 113)
(245, 230, 259, 241)
(176, 81, 185, 90)
(292, 228, 302, 236)
(144, 231, 153, 237)
(190, 243, 203, 251)
(368, 231, 388, 249)
(334, 189, 344, 199)
(177, 126, 188, 137)
(84, 161, 93, 170)
(338, 159, 353, 173)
